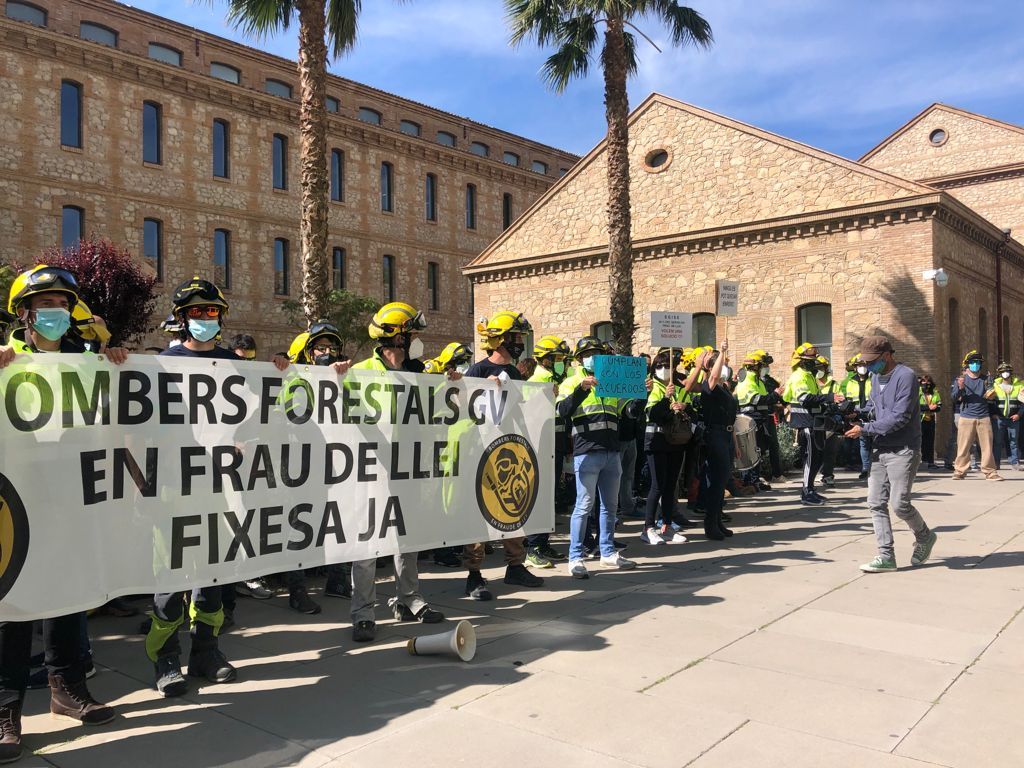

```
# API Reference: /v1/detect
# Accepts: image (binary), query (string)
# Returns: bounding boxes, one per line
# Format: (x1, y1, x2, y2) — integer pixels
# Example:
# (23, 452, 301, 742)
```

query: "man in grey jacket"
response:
(844, 336, 936, 573)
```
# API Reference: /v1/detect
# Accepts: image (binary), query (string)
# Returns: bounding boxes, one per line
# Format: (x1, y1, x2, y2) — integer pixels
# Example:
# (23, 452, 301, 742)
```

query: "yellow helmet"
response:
(679, 347, 697, 369)
(72, 299, 112, 345)
(369, 301, 425, 340)
(8, 265, 80, 315)
(288, 322, 344, 363)
(533, 335, 569, 360)
(171, 276, 229, 315)
(476, 310, 531, 351)
(422, 358, 443, 374)
(845, 353, 862, 372)
(742, 350, 765, 368)
(962, 349, 983, 367)
(287, 332, 311, 363)
(815, 355, 830, 370)
(792, 342, 818, 367)
(435, 341, 473, 370)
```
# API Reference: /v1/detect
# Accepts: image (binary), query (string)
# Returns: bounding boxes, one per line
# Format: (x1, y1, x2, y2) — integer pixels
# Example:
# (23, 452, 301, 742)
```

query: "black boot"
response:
(0, 697, 23, 764)
(187, 622, 236, 684)
(49, 673, 115, 725)
(154, 655, 187, 698)
(465, 571, 493, 601)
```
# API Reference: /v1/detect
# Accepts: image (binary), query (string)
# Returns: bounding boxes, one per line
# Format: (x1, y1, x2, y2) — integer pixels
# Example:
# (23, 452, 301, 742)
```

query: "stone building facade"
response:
(0, 0, 577, 353)
(466, 95, 1024, 442)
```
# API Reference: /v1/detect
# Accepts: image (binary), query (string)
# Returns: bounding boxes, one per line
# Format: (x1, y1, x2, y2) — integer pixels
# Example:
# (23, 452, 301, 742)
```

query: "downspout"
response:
(996, 228, 1011, 361)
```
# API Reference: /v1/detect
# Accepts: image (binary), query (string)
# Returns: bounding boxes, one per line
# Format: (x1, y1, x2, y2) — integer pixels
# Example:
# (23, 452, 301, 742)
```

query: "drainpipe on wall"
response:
(996, 228, 1011, 362)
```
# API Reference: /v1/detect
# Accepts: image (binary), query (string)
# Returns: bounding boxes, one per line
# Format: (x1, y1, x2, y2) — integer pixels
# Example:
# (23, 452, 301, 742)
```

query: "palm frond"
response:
(641, 0, 713, 48)
(325, 0, 362, 57)
(222, 0, 296, 39)
(506, 0, 572, 48)
(540, 12, 599, 91)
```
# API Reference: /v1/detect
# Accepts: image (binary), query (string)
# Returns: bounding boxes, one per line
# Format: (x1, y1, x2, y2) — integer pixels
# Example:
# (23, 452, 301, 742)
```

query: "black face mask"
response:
(506, 342, 525, 361)
(314, 353, 339, 366)
(800, 359, 817, 372)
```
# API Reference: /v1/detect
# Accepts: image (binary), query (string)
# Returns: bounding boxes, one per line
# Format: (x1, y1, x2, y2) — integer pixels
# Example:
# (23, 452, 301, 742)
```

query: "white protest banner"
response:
(0, 356, 554, 621)
(716, 280, 739, 317)
(650, 311, 693, 348)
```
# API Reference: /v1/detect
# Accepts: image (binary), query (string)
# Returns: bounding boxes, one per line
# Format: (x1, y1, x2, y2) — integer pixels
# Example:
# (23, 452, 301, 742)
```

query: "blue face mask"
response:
(32, 308, 71, 341)
(867, 358, 886, 374)
(188, 318, 220, 342)
(968, 362, 982, 373)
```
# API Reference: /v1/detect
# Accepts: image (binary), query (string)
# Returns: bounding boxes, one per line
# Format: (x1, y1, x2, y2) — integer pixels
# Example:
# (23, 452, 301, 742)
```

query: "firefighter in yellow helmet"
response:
(346, 302, 445, 642)
(0, 266, 126, 757)
(783, 342, 841, 504)
(434, 341, 473, 374)
(524, 335, 572, 568)
(952, 350, 1000, 479)
(992, 362, 1022, 470)
(459, 310, 545, 599)
(735, 350, 781, 488)
(813, 354, 844, 487)
(840, 353, 874, 478)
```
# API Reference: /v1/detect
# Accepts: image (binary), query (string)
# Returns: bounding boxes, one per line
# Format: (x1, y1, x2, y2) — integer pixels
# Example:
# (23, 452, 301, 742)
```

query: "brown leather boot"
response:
(48, 673, 115, 726)
(0, 697, 23, 764)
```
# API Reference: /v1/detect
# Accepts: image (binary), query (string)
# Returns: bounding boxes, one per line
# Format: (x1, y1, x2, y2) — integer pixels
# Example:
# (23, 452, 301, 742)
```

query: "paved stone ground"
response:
(17, 468, 1024, 767)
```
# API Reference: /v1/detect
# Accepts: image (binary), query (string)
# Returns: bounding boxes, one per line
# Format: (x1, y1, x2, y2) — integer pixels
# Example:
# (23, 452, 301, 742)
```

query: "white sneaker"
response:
(641, 527, 666, 545)
(236, 578, 274, 600)
(600, 552, 636, 570)
(568, 560, 589, 580)
(667, 530, 688, 544)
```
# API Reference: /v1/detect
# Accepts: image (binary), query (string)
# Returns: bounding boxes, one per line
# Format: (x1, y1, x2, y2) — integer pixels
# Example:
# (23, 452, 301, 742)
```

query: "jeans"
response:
(995, 416, 1020, 465)
(570, 451, 621, 561)
(867, 448, 930, 561)
(860, 435, 873, 473)
(351, 553, 425, 624)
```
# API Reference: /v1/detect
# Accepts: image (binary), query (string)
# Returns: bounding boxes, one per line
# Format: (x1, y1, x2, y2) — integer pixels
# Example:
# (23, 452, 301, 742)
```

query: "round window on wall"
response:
(929, 129, 947, 146)
(643, 148, 671, 172)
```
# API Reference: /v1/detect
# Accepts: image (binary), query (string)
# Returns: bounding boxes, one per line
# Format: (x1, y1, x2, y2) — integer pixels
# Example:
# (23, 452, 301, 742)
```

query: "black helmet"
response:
(574, 336, 610, 360)
(172, 276, 229, 315)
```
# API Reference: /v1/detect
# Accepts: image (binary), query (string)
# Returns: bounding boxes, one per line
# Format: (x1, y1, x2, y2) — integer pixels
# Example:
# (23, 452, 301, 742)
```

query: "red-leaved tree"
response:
(42, 237, 159, 348)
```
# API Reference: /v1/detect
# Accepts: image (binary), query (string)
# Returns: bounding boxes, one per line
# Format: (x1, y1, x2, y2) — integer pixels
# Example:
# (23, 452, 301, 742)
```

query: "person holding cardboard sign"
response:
(694, 343, 738, 541)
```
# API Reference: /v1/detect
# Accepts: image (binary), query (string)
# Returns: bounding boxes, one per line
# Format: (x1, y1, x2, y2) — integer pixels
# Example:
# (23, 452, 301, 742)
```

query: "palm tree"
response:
(507, 0, 712, 354)
(218, 0, 364, 323)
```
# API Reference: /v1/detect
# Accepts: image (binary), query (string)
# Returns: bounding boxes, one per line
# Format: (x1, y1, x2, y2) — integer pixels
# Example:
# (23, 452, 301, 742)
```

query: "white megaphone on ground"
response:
(407, 620, 477, 662)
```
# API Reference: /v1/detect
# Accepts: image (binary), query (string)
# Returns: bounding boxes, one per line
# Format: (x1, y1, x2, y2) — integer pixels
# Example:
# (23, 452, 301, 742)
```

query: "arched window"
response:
(978, 307, 988, 361)
(61, 206, 84, 250)
(436, 131, 456, 148)
(265, 79, 292, 99)
(470, 141, 489, 158)
(212, 119, 230, 178)
(797, 303, 832, 362)
(591, 321, 613, 344)
(80, 22, 117, 47)
(142, 101, 162, 164)
(330, 149, 344, 201)
(358, 107, 381, 125)
(693, 313, 717, 348)
(210, 62, 241, 84)
(272, 134, 288, 190)
(6, 2, 46, 26)
(399, 120, 421, 137)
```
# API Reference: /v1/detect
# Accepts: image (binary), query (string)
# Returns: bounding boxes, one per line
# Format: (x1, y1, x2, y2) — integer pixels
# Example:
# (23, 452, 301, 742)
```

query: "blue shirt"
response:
(861, 363, 921, 451)
(952, 374, 990, 419)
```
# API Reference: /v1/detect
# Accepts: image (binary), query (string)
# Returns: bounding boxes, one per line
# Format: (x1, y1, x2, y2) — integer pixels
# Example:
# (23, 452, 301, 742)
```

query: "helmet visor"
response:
(174, 280, 225, 307)
(27, 267, 79, 293)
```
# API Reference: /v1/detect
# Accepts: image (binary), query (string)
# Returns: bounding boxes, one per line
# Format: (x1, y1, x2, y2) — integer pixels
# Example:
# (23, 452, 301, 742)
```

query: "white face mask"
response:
(720, 365, 732, 380)
(856, 366, 868, 376)
(759, 366, 769, 379)
(455, 364, 469, 374)
(407, 337, 424, 360)
(655, 366, 670, 382)
(581, 356, 595, 372)
(1002, 371, 1012, 379)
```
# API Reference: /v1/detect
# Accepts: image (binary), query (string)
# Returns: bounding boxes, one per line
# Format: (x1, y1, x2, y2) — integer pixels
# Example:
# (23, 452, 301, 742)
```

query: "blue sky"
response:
(133, 0, 1024, 159)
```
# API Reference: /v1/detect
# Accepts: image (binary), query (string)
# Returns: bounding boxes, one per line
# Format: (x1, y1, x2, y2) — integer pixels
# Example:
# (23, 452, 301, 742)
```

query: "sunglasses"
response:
(313, 344, 339, 354)
(185, 306, 222, 319)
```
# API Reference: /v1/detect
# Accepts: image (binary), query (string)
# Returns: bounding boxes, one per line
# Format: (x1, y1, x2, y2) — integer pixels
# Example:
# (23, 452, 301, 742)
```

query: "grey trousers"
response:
(867, 448, 930, 561)
(351, 553, 426, 624)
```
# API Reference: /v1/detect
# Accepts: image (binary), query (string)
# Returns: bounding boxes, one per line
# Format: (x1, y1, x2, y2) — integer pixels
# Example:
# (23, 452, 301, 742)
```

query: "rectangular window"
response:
(142, 101, 162, 164)
(143, 218, 163, 281)
(80, 22, 117, 46)
(274, 238, 289, 295)
(148, 43, 181, 66)
(6, 2, 46, 26)
(265, 79, 292, 98)
(380, 162, 393, 212)
(60, 81, 82, 149)
(358, 107, 382, 125)
(427, 262, 439, 311)
(465, 184, 477, 230)
(272, 134, 288, 190)
(330, 149, 344, 202)
(399, 120, 421, 137)
(210, 62, 241, 84)
(213, 228, 231, 289)
(436, 131, 456, 148)
(61, 206, 83, 250)
(212, 119, 229, 178)
(502, 193, 513, 230)
(332, 247, 345, 291)
(325, 96, 340, 113)
(425, 173, 437, 221)
(382, 254, 394, 302)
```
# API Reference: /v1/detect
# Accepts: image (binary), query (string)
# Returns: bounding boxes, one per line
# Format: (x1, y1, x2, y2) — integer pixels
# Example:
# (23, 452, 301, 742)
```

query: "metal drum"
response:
(733, 414, 760, 471)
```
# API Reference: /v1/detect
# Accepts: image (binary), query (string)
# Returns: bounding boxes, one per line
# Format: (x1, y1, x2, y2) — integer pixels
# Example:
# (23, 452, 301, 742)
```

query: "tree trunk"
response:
(602, 16, 634, 354)
(297, 0, 330, 324)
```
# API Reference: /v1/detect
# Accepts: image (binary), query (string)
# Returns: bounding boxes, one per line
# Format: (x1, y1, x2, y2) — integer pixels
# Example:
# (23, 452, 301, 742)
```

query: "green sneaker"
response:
(860, 555, 897, 573)
(525, 549, 553, 569)
(911, 530, 937, 566)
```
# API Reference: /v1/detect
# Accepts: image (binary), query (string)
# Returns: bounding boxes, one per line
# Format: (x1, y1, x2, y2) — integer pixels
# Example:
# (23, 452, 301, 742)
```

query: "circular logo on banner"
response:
(0, 473, 30, 602)
(476, 434, 539, 532)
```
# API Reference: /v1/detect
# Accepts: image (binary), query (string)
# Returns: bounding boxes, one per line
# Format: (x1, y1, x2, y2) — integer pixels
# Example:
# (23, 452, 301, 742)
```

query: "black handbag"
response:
(662, 412, 694, 446)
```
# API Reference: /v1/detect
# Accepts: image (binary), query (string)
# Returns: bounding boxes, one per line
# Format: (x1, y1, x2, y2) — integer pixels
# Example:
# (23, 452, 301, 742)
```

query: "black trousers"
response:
(801, 428, 824, 493)
(645, 450, 686, 528)
(821, 434, 843, 478)
(527, 449, 567, 548)
(700, 428, 733, 527)
(0, 614, 81, 704)
(152, 586, 224, 657)
(922, 419, 936, 464)
(756, 418, 783, 479)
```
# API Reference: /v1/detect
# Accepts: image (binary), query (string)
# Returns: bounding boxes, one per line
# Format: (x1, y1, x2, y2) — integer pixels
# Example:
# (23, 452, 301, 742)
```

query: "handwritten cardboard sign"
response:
(593, 355, 648, 399)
